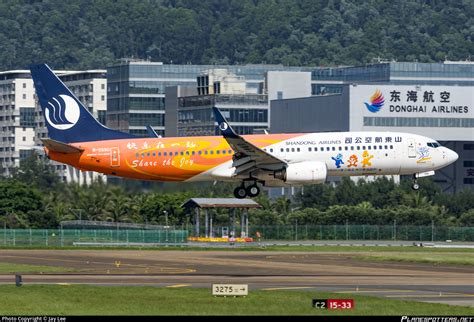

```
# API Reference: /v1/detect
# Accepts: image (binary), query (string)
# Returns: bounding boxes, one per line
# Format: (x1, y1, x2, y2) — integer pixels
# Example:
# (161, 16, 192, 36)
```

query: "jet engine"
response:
(274, 161, 327, 185)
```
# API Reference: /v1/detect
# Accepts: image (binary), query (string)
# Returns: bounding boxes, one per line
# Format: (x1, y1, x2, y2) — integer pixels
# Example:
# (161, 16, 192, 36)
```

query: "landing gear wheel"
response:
(412, 181, 420, 190)
(246, 184, 260, 197)
(234, 186, 247, 199)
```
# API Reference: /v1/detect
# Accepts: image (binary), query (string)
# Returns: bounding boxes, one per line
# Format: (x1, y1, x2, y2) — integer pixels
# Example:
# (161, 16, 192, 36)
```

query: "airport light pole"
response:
(163, 210, 168, 244)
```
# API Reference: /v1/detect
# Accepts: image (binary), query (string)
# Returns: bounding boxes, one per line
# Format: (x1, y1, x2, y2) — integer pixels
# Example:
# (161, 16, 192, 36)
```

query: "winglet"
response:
(146, 125, 160, 138)
(213, 107, 239, 138)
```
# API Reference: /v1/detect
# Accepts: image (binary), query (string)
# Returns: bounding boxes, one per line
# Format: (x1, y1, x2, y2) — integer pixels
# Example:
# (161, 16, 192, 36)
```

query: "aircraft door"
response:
(407, 138, 416, 158)
(110, 147, 120, 167)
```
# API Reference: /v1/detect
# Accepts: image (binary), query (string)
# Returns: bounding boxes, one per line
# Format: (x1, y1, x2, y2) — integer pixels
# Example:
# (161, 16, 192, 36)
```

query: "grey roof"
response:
(181, 198, 262, 209)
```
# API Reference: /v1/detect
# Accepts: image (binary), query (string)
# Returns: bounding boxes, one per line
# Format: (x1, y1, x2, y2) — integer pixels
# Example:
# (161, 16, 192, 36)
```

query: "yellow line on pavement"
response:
(262, 287, 314, 291)
(166, 284, 191, 288)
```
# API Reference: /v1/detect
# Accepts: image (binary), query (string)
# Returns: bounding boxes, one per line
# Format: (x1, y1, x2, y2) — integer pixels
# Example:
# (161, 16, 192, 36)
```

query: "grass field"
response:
(0, 285, 473, 315)
(0, 263, 74, 274)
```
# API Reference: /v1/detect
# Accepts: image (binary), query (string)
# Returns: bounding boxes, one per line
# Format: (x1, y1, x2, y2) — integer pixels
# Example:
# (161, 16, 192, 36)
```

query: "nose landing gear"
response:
(412, 174, 420, 190)
(233, 182, 261, 199)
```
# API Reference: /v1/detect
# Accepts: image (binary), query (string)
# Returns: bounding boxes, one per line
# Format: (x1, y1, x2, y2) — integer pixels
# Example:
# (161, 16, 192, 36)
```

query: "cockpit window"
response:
(427, 142, 441, 148)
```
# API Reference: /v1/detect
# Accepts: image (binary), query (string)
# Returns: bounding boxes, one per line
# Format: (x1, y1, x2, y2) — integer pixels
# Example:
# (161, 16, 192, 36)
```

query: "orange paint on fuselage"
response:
(48, 133, 301, 181)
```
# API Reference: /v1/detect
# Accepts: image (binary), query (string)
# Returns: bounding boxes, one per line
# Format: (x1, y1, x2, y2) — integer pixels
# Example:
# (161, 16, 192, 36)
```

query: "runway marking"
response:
(166, 284, 191, 288)
(336, 289, 474, 297)
(386, 294, 474, 298)
(261, 287, 315, 291)
(336, 289, 417, 293)
(0, 255, 196, 274)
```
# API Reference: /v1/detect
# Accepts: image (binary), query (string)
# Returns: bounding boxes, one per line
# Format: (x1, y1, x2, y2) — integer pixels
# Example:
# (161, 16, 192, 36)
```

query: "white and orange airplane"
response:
(31, 64, 458, 198)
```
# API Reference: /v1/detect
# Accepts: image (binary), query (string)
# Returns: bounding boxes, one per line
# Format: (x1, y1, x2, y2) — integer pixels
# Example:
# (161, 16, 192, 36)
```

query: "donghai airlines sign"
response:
(352, 85, 473, 116)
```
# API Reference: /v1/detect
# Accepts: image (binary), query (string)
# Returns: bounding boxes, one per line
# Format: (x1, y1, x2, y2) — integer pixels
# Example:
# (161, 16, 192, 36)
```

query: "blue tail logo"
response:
(31, 63, 138, 143)
(45, 95, 80, 130)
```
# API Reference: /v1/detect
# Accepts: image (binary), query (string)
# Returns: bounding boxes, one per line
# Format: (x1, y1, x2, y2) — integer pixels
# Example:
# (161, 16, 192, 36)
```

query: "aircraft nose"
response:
(449, 149, 459, 162)
(443, 148, 458, 165)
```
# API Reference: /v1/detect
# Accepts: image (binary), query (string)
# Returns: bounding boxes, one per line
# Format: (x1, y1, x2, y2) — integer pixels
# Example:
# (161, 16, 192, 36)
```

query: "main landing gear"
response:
(234, 182, 260, 199)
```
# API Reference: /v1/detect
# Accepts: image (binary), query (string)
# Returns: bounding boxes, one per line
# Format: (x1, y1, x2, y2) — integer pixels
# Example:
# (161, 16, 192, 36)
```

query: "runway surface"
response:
(0, 250, 473, 307)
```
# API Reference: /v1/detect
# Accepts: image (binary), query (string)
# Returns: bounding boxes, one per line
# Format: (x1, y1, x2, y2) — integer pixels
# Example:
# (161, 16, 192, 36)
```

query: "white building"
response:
(0, 71, 36, 176)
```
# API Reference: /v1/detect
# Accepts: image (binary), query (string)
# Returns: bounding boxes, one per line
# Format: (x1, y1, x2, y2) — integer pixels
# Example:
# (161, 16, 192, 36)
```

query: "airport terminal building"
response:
(271, 62, 474, 192)
(106, 59, 311, 137)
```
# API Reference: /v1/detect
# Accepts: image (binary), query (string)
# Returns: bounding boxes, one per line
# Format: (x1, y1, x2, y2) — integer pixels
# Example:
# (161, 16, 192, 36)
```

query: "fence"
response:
(1, 226, 473, 247)
(0, 229, 188, 247)
(188, 224, 474, 242)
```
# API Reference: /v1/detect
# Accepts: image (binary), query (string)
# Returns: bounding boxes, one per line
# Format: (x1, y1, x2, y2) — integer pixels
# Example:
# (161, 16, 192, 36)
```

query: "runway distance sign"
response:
(212, 284, 248, 297)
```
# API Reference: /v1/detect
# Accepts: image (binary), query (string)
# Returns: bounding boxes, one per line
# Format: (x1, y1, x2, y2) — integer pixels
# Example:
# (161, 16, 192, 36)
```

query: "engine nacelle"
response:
(274, 161, 327, 185)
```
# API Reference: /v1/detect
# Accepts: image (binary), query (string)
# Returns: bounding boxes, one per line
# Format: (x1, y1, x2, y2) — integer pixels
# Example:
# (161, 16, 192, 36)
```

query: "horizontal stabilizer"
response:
(41, 138, 84, 154)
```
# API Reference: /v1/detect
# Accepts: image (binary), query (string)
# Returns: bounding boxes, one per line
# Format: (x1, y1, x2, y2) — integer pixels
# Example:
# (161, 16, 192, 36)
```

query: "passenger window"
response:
(198, 151, 202, 155)
(332, 147, 335, 151)
(280, 148, 284, 152)
(297, 148, 300, 152)
(373, 146, 377, 150)
(390, 145, 393, 149)
(286, 148, 289, 152)
(344, 146, 348, 151)
(216, 150, 220, 154)
(186, 151, 190, 155)
(315, 147, 318, 152)
(368, 146, 371, 150)
(135, 153, 139, 157)
(308, 147, 312, 152)
(338, 147, 342, 151)
(379, 145, 383, 150)
(152, 152, 156, 157)
(351, 146, 354, 150)
(158, 152, 162, 156)
(270, 148, 273, 152)
(147, 153, 150, 157)
(228, 150, 232, 154)
(175, 152, 178, 156)
(210, 150, 214, 154)
(180, 151, 184, 156)
(222, 150, 226, 154)
(192, 151, 195, 155)
(356, 146, 360, 150)
(291, 148, 295, 152)
(384, 145, 388, 149)
(204, 151, 208, 155)
(362, 146, 366, 150)
(141, 153, 145, 157)
(326, 147, 330, 151)
(164, 152, 167, 156)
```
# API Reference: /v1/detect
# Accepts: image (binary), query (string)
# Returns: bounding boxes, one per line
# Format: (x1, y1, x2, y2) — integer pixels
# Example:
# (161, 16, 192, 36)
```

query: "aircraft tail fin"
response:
(30, 64, 138, 143)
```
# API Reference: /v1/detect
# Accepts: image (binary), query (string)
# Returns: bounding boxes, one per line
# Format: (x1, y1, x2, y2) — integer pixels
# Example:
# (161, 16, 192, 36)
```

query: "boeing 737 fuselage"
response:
(31, 64, 458, 198)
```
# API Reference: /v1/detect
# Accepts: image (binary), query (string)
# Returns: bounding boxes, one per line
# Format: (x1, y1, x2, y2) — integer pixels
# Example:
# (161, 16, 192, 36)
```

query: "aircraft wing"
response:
(213, 107, 286, 175)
